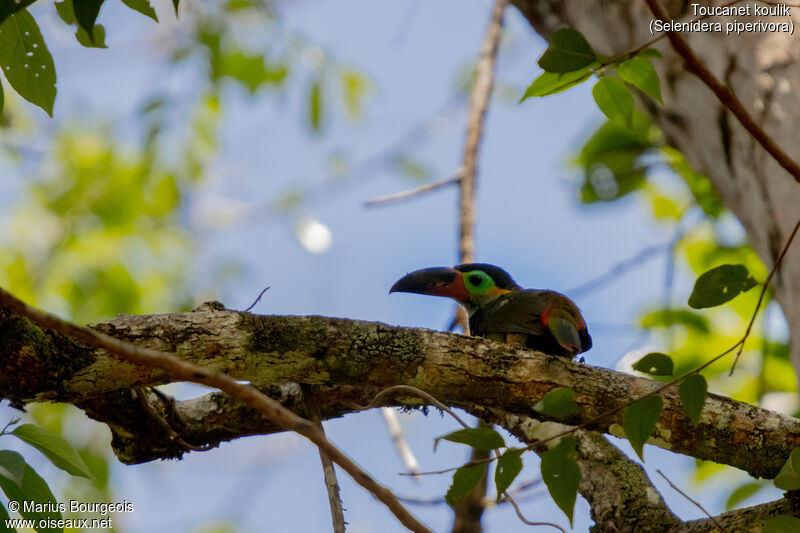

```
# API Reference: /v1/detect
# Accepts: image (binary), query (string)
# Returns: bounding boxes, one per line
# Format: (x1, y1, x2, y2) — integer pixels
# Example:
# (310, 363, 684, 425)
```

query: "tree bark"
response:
(511, 0, 800, 378)
(1, 302, 798, 474)
(2, 301, 800, 529)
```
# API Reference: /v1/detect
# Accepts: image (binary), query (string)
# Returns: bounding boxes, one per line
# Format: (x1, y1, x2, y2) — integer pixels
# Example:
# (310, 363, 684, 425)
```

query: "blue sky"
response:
(1, 0, 777, 531)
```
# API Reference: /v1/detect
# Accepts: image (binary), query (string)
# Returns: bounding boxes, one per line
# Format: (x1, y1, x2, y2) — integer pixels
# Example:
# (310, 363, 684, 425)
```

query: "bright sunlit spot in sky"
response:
(296, 217, 333, 254)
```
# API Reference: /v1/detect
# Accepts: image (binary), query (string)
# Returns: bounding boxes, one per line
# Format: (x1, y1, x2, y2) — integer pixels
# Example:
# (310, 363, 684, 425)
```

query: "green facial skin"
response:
(461, 269, 507, 311)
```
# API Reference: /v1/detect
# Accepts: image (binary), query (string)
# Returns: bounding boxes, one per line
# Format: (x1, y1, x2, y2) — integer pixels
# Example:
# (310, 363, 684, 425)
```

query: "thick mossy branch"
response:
(1, 301, 800, 480)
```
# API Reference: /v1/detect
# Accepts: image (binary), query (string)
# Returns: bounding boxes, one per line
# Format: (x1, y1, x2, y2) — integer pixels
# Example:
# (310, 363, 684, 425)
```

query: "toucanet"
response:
(391, 263, 591, 358)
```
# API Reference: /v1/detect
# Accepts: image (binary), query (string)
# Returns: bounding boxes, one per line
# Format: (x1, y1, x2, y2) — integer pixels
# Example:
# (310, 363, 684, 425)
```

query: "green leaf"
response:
(725, 481, 765, 510)
(226, 0, 253, 11)
(75, 24, 107, 48)
(121, 0, 158, 21)
(52, 0, 107, 48)
(631, 352, 674, 376)
(638, 48, 663, 60)
(765, 515, 800, 533)
(688, 264, 758, 309)
(533, 387, 581, 419)
(11, 423, 93, 478)
(622, 395, 663, 461)
(538, 28, 596, 73)
(773, 448, 800, 490)
(640, 309, 710, 333)
(309, 79, 322, 131)
(0, 500, 9, 526)
(434, 427, 505, 452)
(339, 67, 371, 121)
(54, 0, 76, 24)
(213, 51, 288, 93)
(679, 374, 707, 427)
(0, 451, 23, 485)
(73, 0, 105, 44)
(616, 56, 662, 103)
(78, 448, 109, 492)
(173, 0, 180, 16)
(540, 437, 581, 526)
(0, 10, 57, 116)
(0, 451, 62, 532)
(592, 77, 634, 128)
(520, 64, 596, 101)
(445, 463, 485, 506)
(662, 147, 724, 218)
(494, 448, 523, 500)
(0, 78, 4, 114)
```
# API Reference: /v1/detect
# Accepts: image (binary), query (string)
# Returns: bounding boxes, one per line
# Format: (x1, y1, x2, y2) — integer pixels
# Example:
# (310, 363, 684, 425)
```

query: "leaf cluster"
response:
(0, 421, 94, 530)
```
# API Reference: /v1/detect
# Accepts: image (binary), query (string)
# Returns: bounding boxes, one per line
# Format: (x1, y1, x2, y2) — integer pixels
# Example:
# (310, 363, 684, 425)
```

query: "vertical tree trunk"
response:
(513, 0, 800, 377)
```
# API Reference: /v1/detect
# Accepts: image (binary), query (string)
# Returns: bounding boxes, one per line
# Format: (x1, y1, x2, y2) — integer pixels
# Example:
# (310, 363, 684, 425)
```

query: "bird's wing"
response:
(546, 314, 583, 354)
(479, 290, 550, 336)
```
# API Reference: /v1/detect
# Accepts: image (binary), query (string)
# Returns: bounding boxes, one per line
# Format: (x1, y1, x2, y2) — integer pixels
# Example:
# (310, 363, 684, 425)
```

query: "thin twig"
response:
(662, 226, 683, 351)
(381, 408, 421, 481)
(645, 0, 800, 183)
(243, 286, 271, 313)
(0, 417, 21, 436)
(396, 494, 449, 506)
(453, 306, 471, 336)
(458, 0, 509, 265)
(306, 392, 347, 533)
(730, 216, 800, 374)
(0, 287, 433, 533)
(397, 479, 545, 507)
(446, 310, 463, 333)
(402, 457, 496, 477)
(656, 470, 729, 532)
(364, 172, 462, 207)
(349, 386, 494, 481)
(347, 384, 470, 429)
(503, 491, 567, 532)
(567, 239, 674, 297)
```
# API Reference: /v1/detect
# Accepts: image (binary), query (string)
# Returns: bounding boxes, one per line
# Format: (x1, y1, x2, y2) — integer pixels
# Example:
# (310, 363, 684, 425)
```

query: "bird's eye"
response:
(469, 275, 483, 287)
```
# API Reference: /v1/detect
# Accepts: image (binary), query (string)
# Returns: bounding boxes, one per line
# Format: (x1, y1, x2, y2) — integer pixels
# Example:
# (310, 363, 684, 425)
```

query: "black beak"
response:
(390, 267, 469, 300)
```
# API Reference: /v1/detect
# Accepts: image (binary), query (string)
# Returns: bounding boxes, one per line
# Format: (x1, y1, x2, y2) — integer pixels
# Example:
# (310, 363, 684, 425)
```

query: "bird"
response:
(390, 263, 591, 358)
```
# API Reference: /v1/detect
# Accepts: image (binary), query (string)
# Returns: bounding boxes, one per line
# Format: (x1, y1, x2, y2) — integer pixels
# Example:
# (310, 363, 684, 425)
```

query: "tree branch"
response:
(0, 288, 432, 533)
(363, 171, 462, 207)
(308, 395, 347, 533)
(2, 298, 800, 481)
(656, 470, 728, 532)
(458, 0, 508, 265)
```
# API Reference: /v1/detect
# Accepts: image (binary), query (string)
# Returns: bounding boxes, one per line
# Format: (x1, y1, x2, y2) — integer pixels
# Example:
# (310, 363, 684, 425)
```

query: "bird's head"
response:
(390, 263, 520, 312)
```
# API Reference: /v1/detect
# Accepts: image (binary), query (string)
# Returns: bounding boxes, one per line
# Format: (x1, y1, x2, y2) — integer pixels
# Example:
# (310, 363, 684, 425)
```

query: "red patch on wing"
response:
(540, 308, 550, 327)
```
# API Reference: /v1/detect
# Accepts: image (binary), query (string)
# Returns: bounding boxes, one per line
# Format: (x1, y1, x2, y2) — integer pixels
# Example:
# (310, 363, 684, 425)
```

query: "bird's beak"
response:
(390, 267, 470, 300)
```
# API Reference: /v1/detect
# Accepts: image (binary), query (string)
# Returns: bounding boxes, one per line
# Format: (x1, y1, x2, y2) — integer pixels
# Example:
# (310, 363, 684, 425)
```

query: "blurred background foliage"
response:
(0, 0, 381, 528)
(0, 0, 794, 529)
